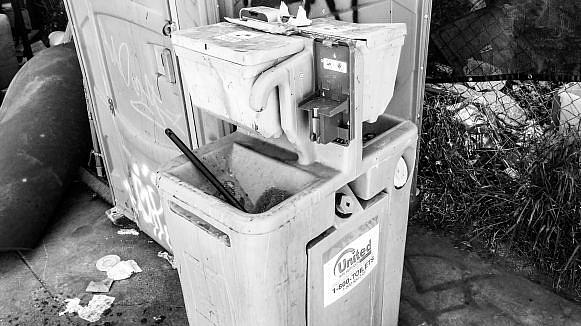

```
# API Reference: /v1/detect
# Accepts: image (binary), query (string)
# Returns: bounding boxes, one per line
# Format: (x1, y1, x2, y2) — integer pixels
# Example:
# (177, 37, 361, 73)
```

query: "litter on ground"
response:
(86, 278, 114, 293)
(59, 298, 81, 317)
(117, 228, 139, 236)
(59, 295, 115, 322)
(157, 251, 177, 269)
(106, 259, 142, 281)
(95, 254, 121, 272)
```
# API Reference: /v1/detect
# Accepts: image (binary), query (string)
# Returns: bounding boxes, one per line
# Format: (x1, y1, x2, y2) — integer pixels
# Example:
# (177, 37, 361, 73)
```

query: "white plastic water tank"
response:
(0, 13, 18, 89)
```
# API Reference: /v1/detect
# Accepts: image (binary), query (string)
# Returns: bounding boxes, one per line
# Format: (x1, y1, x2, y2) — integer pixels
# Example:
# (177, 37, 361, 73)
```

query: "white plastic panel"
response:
(63, 0, 221, 251)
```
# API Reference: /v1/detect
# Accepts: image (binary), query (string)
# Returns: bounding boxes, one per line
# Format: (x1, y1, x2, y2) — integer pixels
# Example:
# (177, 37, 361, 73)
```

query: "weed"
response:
(415, 81, 581, 299)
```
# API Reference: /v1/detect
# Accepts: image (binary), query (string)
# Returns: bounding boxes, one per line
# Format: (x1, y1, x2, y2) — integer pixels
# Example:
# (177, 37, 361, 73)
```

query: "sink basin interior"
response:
(362, 114, 404, 148)
(170, 142, 319, 214)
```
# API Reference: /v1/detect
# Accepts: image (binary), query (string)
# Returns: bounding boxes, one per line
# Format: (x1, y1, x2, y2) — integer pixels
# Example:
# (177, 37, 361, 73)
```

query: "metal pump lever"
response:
(165, 128, 247, 213)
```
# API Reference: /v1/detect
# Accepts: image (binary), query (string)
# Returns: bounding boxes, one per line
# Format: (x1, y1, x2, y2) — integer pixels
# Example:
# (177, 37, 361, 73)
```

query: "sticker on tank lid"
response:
(214, 31, 261, 43)
(323, 223, 379, 306)
(322, 58, 347, 73)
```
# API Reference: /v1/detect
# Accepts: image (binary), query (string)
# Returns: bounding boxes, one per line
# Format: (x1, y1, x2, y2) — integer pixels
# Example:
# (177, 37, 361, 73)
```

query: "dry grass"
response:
(414, 81, 581, 299)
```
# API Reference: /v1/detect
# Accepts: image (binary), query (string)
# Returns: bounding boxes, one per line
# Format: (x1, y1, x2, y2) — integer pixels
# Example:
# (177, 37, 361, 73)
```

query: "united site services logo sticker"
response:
(323, 224, 380, 306)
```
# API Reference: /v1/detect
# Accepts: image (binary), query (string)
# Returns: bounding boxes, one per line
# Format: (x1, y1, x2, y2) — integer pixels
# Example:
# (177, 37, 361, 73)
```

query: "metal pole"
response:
(165, 128, 247, 213)
(11, 0, 32, 60)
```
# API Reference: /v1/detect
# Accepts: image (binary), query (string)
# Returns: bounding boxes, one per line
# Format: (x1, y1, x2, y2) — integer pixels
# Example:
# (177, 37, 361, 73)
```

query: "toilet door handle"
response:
(161, 48, 177, 84)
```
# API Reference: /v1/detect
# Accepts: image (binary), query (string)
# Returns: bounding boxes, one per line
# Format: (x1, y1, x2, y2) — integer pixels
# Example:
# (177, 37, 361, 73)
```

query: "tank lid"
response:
(172, 23, 305, 66)
(299, 19, 407, 48)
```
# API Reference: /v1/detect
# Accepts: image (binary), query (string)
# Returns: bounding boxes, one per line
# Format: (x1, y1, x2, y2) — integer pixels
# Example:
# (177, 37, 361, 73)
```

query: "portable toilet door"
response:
(63, 0, 219, 250)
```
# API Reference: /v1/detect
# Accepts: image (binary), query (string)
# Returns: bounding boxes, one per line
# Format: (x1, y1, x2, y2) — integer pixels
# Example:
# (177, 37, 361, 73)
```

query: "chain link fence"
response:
(418, 0, 581, 298)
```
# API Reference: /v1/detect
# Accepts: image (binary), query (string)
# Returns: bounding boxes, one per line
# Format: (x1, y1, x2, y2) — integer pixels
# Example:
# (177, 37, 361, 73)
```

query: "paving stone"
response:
(401, 266, 417, 295)
(470, 275, 581, 326)
(405, 226, 501, 276)
(398, 298, 429, 326)
(406, 256, 464, 291)
(413, 287, 467, 312)
(436, 305, 520, 326)
(402, 227, 581, 326)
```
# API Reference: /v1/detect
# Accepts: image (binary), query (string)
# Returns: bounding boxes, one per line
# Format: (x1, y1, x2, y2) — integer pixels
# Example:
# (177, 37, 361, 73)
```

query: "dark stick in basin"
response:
(165, 128, 247, 213)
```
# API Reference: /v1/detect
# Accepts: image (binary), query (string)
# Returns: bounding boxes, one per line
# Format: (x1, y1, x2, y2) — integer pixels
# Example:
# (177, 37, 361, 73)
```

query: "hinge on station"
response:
(88, 150, 105, 177)
(162, 21, 178, 37)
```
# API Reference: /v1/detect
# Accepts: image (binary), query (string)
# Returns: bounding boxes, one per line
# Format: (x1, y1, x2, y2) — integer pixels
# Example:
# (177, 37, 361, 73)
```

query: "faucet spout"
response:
(250, 51, 315, 165)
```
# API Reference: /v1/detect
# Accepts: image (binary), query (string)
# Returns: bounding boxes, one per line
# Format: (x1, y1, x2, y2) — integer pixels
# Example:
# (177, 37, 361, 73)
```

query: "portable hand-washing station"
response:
(156, 16, 417, 326)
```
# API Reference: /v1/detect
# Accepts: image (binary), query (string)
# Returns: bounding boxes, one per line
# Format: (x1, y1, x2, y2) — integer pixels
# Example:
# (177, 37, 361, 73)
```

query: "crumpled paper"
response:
(157, 251, 178, 269)
(117, 228, 139, 236)
(59, 295, 115, 322)
(106, 260, 142, 281)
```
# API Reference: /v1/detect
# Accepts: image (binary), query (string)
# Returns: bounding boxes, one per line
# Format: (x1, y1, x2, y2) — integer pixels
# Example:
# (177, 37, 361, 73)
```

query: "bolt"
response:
(335, 193, 355, 218)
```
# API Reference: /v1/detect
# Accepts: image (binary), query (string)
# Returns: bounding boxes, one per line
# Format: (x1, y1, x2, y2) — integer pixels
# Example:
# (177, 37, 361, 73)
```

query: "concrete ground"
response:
(1, 182, 580, 326)
(400, 228, 581, 326)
